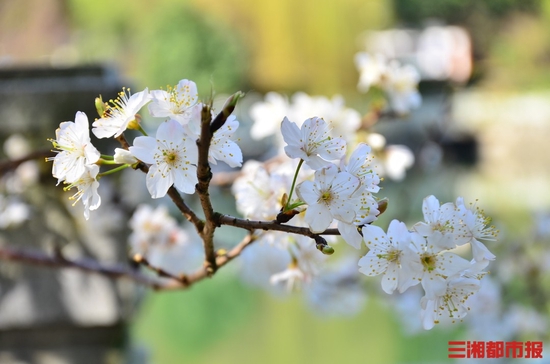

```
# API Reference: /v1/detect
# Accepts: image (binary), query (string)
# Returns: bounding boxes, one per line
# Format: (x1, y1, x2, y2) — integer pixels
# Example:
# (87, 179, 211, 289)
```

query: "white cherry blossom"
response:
(130, 119, 198, 198)
(413, 195, 466, 250)
(281, 116, 346, 170)
(64, 164, 101, 220)
(407, 237, 472, 299)
(92, 88, 150, 139)
(384, 61, 422, 115)
(354, 52, 388, 92)
(296, 165, 360, 233)
(113, 148, 138, 165)
(421, 276, 481, 330)
(49, 111, 100, 184)
(358, 221, 423, 294)
(185, 109, 243, 168)
(148, 79, 199, 125)
(454, 197, 498, 261)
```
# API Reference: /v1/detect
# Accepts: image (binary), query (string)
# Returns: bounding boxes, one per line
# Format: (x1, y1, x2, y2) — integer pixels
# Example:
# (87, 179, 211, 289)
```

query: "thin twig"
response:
(0, 245, 163, 289)
(216, 214, 340, 237)
(0, 149, 54, 176)
(158, 232, 257, 291)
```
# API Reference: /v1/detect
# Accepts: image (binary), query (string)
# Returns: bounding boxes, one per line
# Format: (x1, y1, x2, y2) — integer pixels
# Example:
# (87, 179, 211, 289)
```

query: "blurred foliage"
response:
(191, 0, 394, 95)
(134, 277, 458, 364)
(393, 0, 540, 25)
(482, 9, 550, 90)
(67, 0, 247, 94)
(392, 0, 545, 87)
(132, 271, 259, 363)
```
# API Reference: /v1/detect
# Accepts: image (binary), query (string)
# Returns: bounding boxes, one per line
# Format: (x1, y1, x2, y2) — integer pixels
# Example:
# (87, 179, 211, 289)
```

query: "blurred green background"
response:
(2, 0, 550, 363)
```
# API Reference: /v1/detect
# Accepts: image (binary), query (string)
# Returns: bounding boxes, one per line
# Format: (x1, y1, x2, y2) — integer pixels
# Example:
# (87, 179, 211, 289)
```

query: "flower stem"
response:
(97, 158, 119, 165)
(284, 159, 304, 212)
(137, 124, 148, 136)
(100, 154, 114, 160)
(98, 164, 130, 178)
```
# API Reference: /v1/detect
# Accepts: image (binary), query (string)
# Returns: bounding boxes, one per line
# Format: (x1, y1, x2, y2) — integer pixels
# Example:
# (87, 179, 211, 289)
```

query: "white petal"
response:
(337, 221, 363, 249)
(304, 203, 333, 233)
(146, 165, 173, 199)
(130, 137, 156, 164)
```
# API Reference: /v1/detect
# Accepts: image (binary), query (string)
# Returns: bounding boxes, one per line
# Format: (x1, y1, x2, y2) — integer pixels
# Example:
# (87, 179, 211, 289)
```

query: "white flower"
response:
(354, 52, 388, 92)
(208, 115, 242, 167)
(129, 204, 204, 275)
(281, 116, 346, 170)
(408, 237, 472, 299)
(358, 221, 423, 294)
(382, 145, 415, 181)
(413, 195, 465, 250)
(337, 191, 379, 249)
(249, 92, 361, 144)
(92, 88, 150, 139)
(184, 105, 243, 168)
(113, 148, 138, 165)
(455, 197, 498, 261)
(421, 276, 481, 330)
(64, 164, 101, 220)
(297, 165, 360, 233)
(384, 61, 422, 114)
(48, 111, 100, 184)
(148, 79, 199, 125)
(130, 119, 198, 198)
(288, 93, 362, 143)
(249, 92, 290, 140)
(270, 237, 326, 292)
(240, 239, 292, 294)
(232, 160, 291, 220)
(0, 196, 30, 228)
(343, 143, 380, 193)
(129, 204, 177, 254)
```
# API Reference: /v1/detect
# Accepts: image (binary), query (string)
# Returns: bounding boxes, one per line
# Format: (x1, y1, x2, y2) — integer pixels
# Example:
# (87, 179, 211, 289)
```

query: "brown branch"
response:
(132, 253, 190, 285)
(196, 104, 217, 273)
(216, 214, 340, 237)
(0, 245, 164, 289)
(157, 232, 258, 291)
(0, 149, 54, 176)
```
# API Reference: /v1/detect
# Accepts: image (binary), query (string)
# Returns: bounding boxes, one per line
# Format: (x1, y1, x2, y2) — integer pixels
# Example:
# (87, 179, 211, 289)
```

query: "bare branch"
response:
(0, 245, 163, 289)
(216, 214, 340, 237)
(157, 232, 257, 291)
(0, 149, 54, 176)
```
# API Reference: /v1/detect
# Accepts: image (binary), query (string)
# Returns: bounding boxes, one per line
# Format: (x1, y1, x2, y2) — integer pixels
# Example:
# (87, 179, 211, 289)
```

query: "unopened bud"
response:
(376, 198, 388, 216)
(319, 245, 334, 255)
(276, 208, 299, 223)
(210, 91, 245, 133)
(95, 96, 108, 117)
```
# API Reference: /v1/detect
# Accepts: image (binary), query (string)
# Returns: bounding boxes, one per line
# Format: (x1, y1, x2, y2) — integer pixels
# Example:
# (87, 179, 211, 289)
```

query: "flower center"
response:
(320, 190, 333, 203)
(163, 150, 179, 164)
(421, 253, 437, 272)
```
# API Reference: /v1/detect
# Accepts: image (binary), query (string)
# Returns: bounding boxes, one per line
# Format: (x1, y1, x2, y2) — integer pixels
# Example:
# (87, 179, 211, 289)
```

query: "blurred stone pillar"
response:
(0, 66, 141, 364)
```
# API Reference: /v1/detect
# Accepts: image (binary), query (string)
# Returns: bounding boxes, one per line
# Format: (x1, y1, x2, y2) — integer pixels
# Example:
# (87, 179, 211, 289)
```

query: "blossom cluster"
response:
(45, 64, 496, 329)
(359, 196, 497, 329)
(354, 52, 422, 114)
(233, 112, 497, 329)
(129, 204, 204, 275)
(248, 89, 416, 181)
(47, 79, 243, 219)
